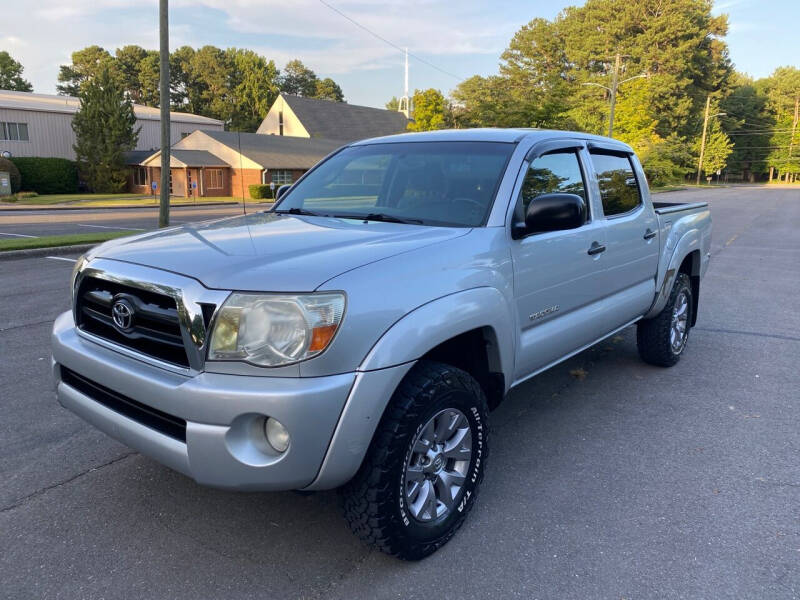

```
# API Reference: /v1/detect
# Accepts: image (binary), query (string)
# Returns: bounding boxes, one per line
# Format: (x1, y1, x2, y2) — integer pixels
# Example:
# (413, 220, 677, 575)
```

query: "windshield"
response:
(274, 141, 515, 227)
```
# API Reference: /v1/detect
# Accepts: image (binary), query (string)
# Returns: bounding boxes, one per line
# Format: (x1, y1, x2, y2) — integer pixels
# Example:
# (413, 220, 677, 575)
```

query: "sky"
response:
(1, 0, 798, 110)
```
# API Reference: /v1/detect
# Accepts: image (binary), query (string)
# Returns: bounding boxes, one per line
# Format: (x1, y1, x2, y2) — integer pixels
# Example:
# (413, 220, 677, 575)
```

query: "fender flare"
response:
(645, 229, 702, 319)
(358, 286, 515, 384)
(304, 287, 515, 490)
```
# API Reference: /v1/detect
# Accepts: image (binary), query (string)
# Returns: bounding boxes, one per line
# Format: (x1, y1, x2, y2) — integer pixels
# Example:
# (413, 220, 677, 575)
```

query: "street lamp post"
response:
(582, 53, 648, 138)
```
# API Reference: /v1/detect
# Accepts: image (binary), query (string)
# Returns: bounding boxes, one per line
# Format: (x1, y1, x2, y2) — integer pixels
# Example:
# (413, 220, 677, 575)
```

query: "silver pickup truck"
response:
(52, 129, 711, 560)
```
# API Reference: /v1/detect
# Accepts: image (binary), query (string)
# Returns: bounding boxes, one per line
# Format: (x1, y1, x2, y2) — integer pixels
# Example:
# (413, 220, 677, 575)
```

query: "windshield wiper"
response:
(336, 212, 423, 225)
(273, 207, 326, 217)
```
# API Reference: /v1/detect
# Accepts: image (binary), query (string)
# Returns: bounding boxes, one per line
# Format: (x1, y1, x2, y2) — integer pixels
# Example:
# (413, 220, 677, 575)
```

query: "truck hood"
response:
(92, 212, 469, 291)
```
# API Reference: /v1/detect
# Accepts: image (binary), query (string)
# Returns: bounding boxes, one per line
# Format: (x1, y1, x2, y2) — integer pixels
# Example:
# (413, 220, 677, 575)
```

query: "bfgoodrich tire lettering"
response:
(342, 360, 489, 560)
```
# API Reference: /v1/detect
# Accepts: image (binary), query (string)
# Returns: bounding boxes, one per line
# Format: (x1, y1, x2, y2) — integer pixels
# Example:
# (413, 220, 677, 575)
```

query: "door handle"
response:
(643, 229, 656, 240)
(587, 241, 606, 256)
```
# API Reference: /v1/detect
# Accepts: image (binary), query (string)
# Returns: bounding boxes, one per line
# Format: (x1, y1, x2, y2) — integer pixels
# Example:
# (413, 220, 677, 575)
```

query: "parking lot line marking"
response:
(0, 232, 38, 238)
(77, 224, 145, 231)
(45, 256, 77, 263)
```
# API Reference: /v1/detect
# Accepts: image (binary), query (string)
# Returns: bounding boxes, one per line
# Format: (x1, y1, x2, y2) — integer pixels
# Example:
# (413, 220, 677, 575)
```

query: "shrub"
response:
(249, 183, 272, 200)
(10, 157, 79, 194)
(0, 157, 21, 193)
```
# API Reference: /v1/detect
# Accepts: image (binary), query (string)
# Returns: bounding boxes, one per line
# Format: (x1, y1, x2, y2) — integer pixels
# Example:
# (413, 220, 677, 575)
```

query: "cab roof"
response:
(350, 128, 633, 153)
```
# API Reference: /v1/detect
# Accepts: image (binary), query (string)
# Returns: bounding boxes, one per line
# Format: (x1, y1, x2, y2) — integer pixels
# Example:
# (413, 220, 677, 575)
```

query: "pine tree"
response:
(0, 51, 33, 92)
(72, 67, 139, 192)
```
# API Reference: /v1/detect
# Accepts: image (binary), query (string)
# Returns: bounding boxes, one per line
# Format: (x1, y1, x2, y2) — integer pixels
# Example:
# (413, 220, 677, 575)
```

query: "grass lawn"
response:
(0, 231, 131, 252)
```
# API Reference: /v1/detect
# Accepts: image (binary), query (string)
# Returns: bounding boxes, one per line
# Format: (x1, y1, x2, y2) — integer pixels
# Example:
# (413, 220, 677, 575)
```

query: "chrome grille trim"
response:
(73, 258, 230, 374)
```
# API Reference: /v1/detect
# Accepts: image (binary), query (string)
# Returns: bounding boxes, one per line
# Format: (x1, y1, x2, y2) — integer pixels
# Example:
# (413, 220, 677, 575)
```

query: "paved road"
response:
(0, 204, 265, 238)
(1, 186, 798, 599)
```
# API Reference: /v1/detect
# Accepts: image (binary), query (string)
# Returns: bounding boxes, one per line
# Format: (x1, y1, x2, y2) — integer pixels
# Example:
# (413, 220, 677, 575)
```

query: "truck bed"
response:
(652, 201, 709, 215)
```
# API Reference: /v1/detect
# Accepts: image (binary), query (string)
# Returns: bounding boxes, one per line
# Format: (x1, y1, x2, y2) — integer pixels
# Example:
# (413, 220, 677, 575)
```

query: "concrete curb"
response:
(0, 243, 96, 260)
(0, 201, 247, 212)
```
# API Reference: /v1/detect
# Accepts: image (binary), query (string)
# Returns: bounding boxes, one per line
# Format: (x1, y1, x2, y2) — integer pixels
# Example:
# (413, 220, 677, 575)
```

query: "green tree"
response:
(557, 0, 732, 138)
(0, 51, 33, 92)
(408, 88, 450, 131)
(696, 121, 733, 178)
(385, 96, 400, 111)
(227, 48, 280, 131)
(114, 45, 149, 103)
(137, 51, 162, 107)
(720, 73, 773, 181)
(57, 46, 115, 96)
(72, 67, 139, 192)
(189, 45, 234, 122)
(314, 77, 344, 102)
(451, 76, 519, 127)
(280, 60, 318, 96)
(169, 46, 200, 112)
(758, 66, 800, 181)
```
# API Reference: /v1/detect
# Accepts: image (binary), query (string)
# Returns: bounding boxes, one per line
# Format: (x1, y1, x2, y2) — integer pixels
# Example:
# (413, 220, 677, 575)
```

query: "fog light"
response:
(264, 417, 290, 453)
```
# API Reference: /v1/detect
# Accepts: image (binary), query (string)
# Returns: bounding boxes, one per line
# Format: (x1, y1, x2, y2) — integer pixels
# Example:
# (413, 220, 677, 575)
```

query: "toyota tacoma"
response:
(52, 129, 711, 559)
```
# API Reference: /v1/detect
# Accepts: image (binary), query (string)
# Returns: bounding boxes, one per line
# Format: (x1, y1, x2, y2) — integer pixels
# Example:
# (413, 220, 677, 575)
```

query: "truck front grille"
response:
(75, 275, 190, 367)
(60, 367, 187, 442)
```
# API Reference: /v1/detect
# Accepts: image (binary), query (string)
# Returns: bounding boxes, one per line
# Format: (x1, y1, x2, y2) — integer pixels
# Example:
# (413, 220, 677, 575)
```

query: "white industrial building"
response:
(0, 90, 223, 161)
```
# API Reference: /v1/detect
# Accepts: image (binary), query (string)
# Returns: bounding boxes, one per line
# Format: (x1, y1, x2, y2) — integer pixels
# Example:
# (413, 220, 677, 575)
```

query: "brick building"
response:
(129, 93, 410, 197)
(130, 130, 343, 198)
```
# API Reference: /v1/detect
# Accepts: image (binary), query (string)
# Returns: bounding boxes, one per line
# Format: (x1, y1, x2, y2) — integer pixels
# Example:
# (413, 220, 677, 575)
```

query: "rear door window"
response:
(589, 153, 642, 216)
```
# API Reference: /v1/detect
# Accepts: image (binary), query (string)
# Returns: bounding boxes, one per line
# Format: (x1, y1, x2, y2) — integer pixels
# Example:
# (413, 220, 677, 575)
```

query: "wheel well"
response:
(679, 251, 701, 327)
(420, 327, 506, 410)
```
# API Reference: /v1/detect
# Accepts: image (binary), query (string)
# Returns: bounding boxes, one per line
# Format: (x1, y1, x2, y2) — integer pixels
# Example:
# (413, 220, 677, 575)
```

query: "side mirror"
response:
(275, 184, 291, 201)
(515, 193, 586, 238)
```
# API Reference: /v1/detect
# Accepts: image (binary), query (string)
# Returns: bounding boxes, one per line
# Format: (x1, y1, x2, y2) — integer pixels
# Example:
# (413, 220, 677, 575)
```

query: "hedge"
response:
(249, 183, 273, 200)
(10, 157, 79, 194)
(0, 157, 21, 193)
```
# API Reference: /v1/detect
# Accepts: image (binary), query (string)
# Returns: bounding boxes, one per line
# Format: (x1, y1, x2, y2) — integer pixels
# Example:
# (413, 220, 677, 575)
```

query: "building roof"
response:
(123, 150, 154, 165)
(201, 130, 346, 169)
(0, 89, 223, 126)
(279, 93, 409, 142)
(141, 149, 229, 168)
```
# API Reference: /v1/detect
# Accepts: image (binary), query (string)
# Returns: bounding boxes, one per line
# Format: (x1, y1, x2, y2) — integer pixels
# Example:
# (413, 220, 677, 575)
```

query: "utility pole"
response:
(696, 96, 711, 186)
(158, 0, 170, 228)
(608, 53, 621, 138)
(789, 92, 799, 159)
(581, 52, 646, 139)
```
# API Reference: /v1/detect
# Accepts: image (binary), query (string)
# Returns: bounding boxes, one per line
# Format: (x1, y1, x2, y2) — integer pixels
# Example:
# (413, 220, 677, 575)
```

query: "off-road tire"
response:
(637, 272, 693, 367)
(341, 360, 489, 560)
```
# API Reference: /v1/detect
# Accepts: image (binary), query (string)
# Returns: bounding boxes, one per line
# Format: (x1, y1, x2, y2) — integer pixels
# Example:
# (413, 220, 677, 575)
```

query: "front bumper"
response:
(52, 310, 358, 491)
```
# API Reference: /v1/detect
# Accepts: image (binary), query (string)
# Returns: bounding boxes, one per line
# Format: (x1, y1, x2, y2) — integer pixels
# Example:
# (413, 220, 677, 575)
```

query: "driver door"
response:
(511, 145, 608, 382)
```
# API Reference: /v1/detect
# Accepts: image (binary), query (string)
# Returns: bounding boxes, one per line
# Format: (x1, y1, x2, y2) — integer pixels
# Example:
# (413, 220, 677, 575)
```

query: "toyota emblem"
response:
(111, 298, 135, 331)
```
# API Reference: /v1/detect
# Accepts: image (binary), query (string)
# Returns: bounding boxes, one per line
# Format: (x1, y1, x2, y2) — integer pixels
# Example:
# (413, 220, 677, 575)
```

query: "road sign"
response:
(269, 181, 276, 190)
(192, 181, 197, 189)
(151, 181, 157, 190)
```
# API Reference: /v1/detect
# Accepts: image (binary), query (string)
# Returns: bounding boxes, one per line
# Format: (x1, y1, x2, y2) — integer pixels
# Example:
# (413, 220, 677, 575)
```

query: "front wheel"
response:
(637, 272, 693, 367)
(342, 361, 489, 560)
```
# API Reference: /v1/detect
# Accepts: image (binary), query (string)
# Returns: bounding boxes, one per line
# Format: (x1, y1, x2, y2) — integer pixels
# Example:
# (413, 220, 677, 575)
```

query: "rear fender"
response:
(645, 229, 702, 319)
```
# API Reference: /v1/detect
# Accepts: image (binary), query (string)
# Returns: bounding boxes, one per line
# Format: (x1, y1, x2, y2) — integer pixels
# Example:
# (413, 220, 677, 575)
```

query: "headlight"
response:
(208, 292, 345, 367)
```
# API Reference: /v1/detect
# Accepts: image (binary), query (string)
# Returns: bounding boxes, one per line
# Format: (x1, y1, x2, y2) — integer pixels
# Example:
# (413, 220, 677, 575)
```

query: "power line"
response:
(316, 0, 465, 82)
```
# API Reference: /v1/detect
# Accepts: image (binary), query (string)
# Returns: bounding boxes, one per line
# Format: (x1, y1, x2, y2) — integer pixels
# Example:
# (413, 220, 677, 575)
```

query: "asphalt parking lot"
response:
(0, 203, 259, 238)
(1, 186, 798, 599)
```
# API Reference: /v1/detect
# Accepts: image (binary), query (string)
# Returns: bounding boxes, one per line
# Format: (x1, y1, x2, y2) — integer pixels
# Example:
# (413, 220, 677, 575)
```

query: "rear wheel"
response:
(342, 361, 488, 560)
(637, 272, 693, 367)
